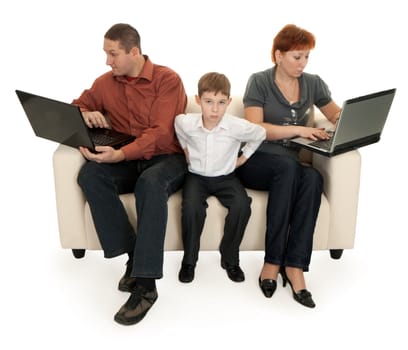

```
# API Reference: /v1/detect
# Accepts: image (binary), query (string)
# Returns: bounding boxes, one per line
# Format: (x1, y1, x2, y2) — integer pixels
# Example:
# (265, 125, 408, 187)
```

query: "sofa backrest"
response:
(185, 95, 314, 164)
(186, 95, 316, 122)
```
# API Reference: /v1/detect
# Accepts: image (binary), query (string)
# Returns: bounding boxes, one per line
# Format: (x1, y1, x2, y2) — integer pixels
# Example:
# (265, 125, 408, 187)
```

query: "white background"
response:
(1, 0, 407, 349)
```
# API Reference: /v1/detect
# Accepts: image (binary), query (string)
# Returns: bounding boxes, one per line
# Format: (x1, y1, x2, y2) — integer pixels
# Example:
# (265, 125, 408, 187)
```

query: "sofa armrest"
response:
(312, 150, 361, 248)
(52, 144, 87, 248)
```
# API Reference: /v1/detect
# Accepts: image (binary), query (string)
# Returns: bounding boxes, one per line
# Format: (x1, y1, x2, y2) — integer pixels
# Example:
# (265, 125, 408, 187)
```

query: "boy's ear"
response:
(194, 95, 201, 105)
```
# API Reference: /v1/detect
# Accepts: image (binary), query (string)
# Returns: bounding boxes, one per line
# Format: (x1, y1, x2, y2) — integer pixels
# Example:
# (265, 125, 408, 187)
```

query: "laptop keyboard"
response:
(309, 138, 333, 150)
(91, 132, 117, 145)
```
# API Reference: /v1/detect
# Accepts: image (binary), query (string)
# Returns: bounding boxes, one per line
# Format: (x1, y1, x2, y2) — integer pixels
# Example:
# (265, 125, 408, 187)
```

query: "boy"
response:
(174, 72, 266, 283)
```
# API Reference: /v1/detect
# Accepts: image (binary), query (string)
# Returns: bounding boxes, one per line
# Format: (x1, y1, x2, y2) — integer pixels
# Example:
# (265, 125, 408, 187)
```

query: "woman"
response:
(236, 24, 341, 308)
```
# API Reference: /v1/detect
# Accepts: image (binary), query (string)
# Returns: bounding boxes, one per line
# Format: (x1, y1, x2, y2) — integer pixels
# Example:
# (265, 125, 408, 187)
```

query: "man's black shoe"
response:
(221, 261, 245, 282)
(114, 285, 158, 326)
(178, 264, 195, 283)
(118, 258, 137, 292)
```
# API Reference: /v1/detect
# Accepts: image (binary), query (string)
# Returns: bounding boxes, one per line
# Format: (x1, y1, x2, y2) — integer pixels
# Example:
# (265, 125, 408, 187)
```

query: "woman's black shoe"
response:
(258, 277, 277, 298)
(279, 267, 316, 308)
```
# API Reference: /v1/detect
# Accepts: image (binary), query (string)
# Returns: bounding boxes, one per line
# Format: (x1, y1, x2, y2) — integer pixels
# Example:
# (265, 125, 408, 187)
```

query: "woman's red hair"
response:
(271, 24, 316, 63)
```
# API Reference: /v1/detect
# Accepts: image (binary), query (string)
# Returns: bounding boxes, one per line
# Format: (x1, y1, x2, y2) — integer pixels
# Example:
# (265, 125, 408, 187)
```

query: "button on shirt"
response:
(175, 113, 266, 177)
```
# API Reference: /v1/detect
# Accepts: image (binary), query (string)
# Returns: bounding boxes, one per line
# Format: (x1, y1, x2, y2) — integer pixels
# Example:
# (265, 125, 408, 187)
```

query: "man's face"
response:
(103, 39, 136, 76)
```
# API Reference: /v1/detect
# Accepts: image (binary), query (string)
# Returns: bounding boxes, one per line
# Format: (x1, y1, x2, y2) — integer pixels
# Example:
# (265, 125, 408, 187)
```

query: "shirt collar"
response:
(197, 114, 229, 131)
(271, 66, 308, 109)
(114, 55, 153, 83)
(137, 55, 153, 81)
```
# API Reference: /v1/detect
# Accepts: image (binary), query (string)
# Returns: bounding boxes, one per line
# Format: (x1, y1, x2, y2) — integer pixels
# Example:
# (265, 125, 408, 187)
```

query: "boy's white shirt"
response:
(174, 113, 266, 177)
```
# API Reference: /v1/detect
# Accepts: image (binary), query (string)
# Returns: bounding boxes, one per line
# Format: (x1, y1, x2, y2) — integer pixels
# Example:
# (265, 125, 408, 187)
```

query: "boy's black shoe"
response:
(221, 261, 245, 282)
(114, 285, 158, 326)
(178, 264, 195, 283)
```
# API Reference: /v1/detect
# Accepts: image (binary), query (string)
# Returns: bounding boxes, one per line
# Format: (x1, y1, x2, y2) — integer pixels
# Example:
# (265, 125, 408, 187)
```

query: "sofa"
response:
(52, 96, 361, 260)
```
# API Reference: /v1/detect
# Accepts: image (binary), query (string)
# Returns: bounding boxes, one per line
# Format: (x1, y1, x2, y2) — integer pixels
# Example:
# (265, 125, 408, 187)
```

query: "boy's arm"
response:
(239, 121, 266, 159)
(174, 114, 188, 149)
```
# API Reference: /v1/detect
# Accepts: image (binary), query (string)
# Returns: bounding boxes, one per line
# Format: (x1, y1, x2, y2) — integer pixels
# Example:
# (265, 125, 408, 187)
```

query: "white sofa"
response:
(52, 96, 361, 260)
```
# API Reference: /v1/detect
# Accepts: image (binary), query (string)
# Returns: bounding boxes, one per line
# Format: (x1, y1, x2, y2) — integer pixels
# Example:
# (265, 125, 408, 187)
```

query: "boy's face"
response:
(195, 91, 231, 127)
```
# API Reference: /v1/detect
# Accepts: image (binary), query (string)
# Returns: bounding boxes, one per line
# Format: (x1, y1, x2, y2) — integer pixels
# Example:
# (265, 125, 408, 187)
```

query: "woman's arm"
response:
(245, 106, 330, 141)
(319, 100, 342, 124)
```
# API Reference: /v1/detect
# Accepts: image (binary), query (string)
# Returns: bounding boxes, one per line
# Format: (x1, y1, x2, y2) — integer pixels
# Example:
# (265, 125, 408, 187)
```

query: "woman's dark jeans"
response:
(236, 152, 323, 271)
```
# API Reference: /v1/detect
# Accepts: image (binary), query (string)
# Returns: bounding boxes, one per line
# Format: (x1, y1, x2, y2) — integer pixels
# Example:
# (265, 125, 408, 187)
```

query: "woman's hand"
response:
(298, 126, 331, 141)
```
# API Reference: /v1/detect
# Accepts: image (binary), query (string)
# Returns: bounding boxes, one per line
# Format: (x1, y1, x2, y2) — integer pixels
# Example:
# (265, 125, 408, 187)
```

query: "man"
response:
(75, 23, 187, 325)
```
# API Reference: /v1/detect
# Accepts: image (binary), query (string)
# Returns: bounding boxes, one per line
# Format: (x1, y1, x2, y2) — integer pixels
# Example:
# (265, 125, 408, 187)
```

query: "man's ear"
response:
(130, 47, 140, 56)
(195, 95, 201, 105)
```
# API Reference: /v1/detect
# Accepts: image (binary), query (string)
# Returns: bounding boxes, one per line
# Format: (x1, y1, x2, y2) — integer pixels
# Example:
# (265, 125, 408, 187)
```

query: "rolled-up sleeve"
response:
(239, 120, 266, 159)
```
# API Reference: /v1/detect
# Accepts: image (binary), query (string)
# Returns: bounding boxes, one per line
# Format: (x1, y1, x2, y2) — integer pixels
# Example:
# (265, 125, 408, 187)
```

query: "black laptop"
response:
(290, 88, 396, 157)
(16, 90, 135, 152)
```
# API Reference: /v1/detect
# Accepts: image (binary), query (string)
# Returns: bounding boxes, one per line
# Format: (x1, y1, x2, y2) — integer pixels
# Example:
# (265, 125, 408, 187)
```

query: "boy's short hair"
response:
(198, 72, 231, 98)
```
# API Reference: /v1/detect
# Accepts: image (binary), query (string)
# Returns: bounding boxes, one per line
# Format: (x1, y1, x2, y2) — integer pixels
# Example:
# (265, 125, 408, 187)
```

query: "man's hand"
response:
(79, 146, 126, 163)
(82, 111, 110, 129)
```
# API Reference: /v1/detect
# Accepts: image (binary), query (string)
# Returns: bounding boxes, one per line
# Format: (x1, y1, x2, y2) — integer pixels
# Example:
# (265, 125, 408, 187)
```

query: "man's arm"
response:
(121, 72, 187, 160)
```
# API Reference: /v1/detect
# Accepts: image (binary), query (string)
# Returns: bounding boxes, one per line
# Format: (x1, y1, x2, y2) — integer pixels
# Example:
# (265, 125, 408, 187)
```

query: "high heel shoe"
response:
(279, 267, 315, 308)
(258, 277, 277, 298)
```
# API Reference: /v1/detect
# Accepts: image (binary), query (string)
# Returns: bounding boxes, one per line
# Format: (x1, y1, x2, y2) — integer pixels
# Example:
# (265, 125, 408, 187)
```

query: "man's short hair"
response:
(105, 23, 141, 53)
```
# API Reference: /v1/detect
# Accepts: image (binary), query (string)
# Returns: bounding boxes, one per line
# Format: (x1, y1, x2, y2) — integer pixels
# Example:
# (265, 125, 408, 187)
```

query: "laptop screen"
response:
(331, 88, 396, 149)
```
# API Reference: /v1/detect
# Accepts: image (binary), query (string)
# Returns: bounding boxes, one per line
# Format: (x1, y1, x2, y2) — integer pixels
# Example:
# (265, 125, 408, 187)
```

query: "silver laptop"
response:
(290, 88, 396, 157)
(16, 89, 135, 152)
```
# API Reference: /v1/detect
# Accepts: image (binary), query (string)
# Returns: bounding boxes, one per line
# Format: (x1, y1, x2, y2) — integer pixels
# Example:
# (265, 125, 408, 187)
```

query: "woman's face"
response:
(277, 49, 310, 78)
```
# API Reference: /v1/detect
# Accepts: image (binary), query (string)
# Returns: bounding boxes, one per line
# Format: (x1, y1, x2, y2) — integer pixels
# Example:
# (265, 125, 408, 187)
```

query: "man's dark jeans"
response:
(77, 153, 187, 279)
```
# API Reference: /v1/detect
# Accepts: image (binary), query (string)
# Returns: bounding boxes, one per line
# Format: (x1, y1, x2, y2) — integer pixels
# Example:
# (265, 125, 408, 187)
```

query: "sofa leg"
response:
(72, 249, 86, 259)
(329, 249, 343, 260)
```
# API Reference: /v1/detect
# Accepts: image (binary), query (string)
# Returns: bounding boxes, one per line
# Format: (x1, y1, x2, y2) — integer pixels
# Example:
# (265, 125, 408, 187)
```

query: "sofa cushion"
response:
(83, 190, 330, 251)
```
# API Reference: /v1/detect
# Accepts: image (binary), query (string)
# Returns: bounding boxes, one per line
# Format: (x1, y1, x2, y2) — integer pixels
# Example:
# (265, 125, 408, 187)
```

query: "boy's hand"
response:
(236, 155, 248, 168)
